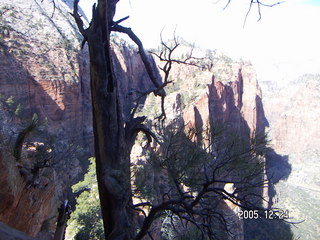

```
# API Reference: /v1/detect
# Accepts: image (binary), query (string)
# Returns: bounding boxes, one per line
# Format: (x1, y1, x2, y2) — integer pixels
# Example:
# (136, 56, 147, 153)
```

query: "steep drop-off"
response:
(0, 0, 90, 238)
(261, 75, 320, 239)
(131, 54, 293, 239)
(0, 0, 293, 239)
(0, 0, 155, 238)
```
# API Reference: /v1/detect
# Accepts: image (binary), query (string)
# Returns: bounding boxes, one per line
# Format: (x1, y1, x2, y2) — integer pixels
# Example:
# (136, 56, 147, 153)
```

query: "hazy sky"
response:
(79, 0, 320, 82)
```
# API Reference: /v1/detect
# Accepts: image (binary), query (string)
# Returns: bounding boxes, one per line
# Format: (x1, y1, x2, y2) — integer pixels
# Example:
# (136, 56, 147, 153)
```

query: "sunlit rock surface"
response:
(0, 0, 315, 239)
(0, 0, 89, 237)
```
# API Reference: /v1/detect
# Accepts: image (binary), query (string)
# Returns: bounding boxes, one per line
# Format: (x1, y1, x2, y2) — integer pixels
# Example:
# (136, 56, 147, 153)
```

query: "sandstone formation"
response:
(0, 0, 91, 139)
(0, 0, 298, 239)
(260, 74, 320, 239)
(111, 42, 158, 119)
(0, 0, 90, 237)
(182, 64, 265, 137)
(133, 54, 285, 239)
(0, 148, 54, 237)
(0, 222, 37, 240)
(0, 0, 157, 237)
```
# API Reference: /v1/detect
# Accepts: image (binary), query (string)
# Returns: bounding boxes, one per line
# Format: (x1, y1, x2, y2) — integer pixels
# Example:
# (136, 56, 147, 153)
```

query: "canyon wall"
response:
(0, 0, 91, 140)
(133, 54, 294, 239)
(0, 0, 90, 238)
(0, 1, 155, 238)
(260, 75, 320, 239)
(0, 0, 296, 239)
(182, 64, 265, 137)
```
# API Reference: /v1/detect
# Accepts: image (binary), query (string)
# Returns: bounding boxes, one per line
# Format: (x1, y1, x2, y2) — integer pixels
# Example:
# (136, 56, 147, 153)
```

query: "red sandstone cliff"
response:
(0, 0, 156, 237)
(260, 75, 320, 238)
(132, 57, 268, 240)
(182, 65, 265, 138)
(0, 1, 273, 239)
(141, 54, 266, 139)
(0, 149, 54, 238)
(0, 0, 90, 238)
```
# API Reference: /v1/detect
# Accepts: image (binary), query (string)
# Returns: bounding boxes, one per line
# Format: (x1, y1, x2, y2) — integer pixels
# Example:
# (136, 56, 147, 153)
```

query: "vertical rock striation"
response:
(182, 64, 266, 138)
(260, 74, 320, 239)
(0, 0, 90, 237)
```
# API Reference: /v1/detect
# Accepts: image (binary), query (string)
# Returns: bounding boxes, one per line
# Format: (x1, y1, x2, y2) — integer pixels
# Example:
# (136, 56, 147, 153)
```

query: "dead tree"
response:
(223, 0, 283, 26)
(132, 123, 271, 240)
(71, 1, 286, 239)
(72, 1, 161, 239)
(13, 114, 39, 162)
(53, 200, 72, 240)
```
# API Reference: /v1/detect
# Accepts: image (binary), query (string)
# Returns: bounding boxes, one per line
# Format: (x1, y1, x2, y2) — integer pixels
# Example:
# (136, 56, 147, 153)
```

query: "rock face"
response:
(0, 1, 297, 239)
(136, 57, 287, 239)
(262, 75, 320, 160)
(0, 0, 90, 237)
(183, 65, 265, 138)
(0, 0, 159, 237)
(0, 0, 91, 140)
(111, 42, 158, 119)
(182, 64, 270, 240)
(260, 74, 320, 239)
(0, 222, 37, 240)
(145, 55, 266, 140)
(0, 149, 54, 237)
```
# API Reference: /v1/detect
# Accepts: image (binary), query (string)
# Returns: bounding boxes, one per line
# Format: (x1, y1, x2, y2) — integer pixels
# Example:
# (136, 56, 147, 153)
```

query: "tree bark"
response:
(80, 1, 134, 239)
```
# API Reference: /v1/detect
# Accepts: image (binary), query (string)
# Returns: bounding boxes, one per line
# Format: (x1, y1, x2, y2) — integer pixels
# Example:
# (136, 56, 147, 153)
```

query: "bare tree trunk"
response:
(74, 1, 135, 239)
(53, 200, 71, 240)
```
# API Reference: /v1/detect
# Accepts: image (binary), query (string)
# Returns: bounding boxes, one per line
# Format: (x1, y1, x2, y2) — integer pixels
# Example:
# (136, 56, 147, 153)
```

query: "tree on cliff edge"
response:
(71, 1, 285, 239)
(72, 0, 136, 238)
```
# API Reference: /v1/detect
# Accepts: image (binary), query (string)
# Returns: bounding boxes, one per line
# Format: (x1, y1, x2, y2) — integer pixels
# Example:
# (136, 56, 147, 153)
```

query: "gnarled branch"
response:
(111, 24, 166, 97)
